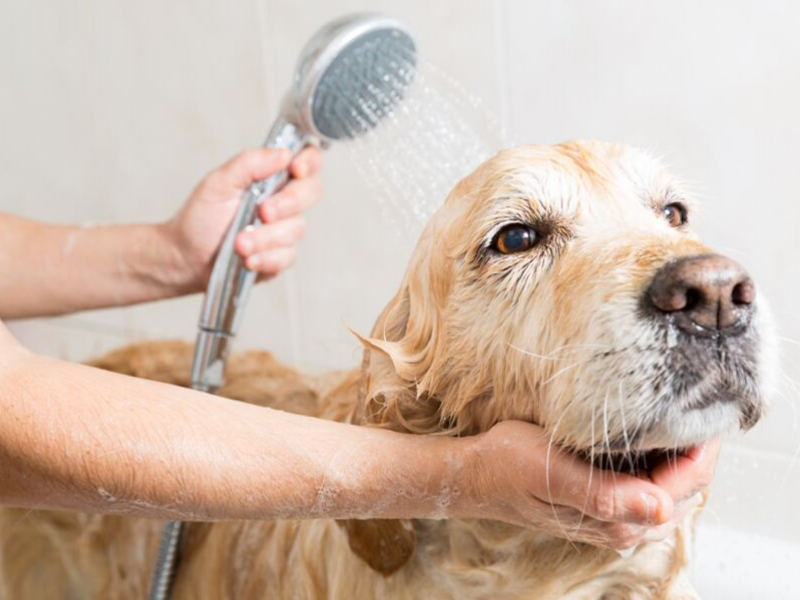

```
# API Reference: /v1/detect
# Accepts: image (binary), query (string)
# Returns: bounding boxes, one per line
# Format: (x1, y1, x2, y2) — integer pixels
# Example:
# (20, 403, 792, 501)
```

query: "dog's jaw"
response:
(534, 291, 772, 464)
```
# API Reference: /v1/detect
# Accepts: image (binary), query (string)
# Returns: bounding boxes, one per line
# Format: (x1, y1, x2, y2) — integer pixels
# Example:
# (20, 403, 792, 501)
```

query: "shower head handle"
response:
(190, 13, 417, 391)
(192, 120, 308, 392)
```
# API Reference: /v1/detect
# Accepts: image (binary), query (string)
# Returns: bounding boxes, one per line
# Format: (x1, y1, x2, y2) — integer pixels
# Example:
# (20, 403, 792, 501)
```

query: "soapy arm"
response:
(0, 323, 715, 549)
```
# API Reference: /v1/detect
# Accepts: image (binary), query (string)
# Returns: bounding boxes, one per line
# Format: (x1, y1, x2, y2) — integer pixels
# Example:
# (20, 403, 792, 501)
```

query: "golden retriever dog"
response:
(0, 141, 776, 600)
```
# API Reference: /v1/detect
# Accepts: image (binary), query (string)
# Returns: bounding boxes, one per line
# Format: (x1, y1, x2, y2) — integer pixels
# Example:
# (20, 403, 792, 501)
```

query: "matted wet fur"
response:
(0, 142, 775, 600)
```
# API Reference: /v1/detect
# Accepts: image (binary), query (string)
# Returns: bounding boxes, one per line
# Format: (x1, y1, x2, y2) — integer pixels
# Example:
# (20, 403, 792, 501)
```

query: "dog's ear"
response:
(338, 518, 417, 576)
(353, 235, 454, 433)
(336, 285, 425, 576)
(338, 242, 451, 576)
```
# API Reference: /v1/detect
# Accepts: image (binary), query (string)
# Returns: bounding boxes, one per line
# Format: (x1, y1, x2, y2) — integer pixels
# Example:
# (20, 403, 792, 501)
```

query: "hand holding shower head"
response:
(148, 14, 416, 600)
(192, 13, 416, 394)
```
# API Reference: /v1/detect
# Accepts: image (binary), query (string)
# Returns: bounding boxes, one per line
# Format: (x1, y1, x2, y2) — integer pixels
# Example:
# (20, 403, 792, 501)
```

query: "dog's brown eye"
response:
(492, 224, 538, 254)
(662, 203, 688, 227)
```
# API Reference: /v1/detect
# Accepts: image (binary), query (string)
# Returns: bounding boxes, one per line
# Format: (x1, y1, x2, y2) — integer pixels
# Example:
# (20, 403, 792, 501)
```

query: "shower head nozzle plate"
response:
(292, 14, 417, 142)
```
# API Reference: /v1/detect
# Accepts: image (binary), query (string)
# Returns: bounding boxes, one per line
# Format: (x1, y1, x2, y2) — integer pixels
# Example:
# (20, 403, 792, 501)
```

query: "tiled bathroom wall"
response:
(0, 0, 502, 371)
(1, 0, 798, 549)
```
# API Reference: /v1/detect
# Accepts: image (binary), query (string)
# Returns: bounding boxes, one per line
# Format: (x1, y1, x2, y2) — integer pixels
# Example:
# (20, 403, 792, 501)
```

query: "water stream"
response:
(339, 52, 506, 234)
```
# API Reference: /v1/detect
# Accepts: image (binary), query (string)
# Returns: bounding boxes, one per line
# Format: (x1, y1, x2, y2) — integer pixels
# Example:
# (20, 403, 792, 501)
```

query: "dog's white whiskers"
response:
(601, 390, 620, 487)
(544, 416, 579, 551)
(773, 366, 800, 432)
(616, 382, 636, 474)
(573, 402, 598, 539)
(507, 342, 613, 362)
(542, 357, 596, 386)
(777, 335, 800, 348)
(506, 343, 564, 362)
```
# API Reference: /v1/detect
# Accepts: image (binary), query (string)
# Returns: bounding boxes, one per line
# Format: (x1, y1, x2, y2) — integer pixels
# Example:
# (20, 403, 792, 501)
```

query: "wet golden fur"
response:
(0, 142, 774, 599)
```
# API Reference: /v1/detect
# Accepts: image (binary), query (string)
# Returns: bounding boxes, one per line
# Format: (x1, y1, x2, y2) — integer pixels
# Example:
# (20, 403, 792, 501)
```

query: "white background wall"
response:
(1, 0, 798, 548)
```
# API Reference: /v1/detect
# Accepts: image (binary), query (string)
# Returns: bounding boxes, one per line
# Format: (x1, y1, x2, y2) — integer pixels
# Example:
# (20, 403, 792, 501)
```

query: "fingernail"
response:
(642, 493, 661, 525)
(246, 254, 260, 269)
(265, 205, 278, 222)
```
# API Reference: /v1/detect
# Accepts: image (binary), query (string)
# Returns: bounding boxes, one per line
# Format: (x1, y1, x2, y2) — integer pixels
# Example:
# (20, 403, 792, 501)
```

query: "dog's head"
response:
(359, 140, 775, 461)
(345, 141, 776, 574)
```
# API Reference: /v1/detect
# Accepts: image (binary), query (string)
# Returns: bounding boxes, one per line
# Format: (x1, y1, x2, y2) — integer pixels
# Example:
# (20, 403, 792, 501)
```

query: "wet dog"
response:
(0, 141, 776, 599)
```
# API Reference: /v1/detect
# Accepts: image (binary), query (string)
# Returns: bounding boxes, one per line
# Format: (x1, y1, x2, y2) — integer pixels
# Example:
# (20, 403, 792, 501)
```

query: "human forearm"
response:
(0, 213, 195, 319)
(0, 333, 451, 521)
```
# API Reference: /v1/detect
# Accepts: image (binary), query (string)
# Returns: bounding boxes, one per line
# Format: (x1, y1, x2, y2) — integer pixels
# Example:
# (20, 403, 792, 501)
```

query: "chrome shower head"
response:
(285, 13, 417, 141)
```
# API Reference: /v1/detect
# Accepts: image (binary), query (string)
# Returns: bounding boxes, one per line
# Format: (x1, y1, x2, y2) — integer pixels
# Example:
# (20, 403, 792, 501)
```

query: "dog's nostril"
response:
(732, 279, 756, 306)
(684, 287, 702, 312)
(646, 254, 755, 335)
(650, 284, 702, 314)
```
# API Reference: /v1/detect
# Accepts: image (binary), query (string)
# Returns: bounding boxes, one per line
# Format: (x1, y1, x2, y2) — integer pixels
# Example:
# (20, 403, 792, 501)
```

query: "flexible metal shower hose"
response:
(148, 520, 183, 600)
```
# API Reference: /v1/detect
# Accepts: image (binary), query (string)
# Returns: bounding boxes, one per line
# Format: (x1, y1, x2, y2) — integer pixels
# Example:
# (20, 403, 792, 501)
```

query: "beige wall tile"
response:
(0, 0, 298, 363)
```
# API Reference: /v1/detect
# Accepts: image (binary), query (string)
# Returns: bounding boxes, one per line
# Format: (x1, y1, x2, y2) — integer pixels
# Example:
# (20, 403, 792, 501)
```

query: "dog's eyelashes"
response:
(491, 224, 539, 254)
(662, 202, 688, 227)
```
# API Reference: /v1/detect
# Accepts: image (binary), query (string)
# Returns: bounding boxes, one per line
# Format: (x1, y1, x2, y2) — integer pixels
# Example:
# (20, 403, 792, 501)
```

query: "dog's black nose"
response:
(647, 254, 755, 335)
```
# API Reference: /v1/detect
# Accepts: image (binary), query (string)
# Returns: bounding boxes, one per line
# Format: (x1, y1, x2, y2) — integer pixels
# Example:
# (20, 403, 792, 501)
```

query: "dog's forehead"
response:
(477, 141, 677, 215)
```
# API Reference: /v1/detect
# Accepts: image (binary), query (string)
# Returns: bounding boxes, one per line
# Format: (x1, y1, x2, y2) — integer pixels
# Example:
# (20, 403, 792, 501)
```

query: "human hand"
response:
(164, 147, 323, 289)
(452, 421, 717, 550)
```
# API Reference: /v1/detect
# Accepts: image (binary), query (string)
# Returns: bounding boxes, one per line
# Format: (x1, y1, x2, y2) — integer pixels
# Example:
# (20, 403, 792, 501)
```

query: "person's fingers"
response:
(243, 246, 296, 275)
(649, 439, 721, 503)
(517, 491, 701, 551)
(259, 176, 323, 223)
(213, 148, 292, 192)
(234, 217, 307, 259)
(539, 447, 674, 526)
(289, 146, 323, 178)
(642, 492, 703, 544)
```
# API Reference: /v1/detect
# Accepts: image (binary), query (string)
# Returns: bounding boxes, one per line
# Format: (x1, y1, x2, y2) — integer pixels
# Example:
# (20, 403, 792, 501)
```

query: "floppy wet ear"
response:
(337, 518, 417, 576)
(338, 256, 448, 575)
(352, 245, 452, 433)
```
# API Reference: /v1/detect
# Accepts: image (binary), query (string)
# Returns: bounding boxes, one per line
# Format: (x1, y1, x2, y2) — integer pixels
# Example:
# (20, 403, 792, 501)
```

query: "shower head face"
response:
(292, 14, 417, 142)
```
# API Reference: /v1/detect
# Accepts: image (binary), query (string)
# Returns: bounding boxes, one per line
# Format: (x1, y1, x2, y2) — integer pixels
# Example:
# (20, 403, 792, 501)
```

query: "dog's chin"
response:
(638, 400, 743, 450)
(583, 400, 749, 476)
(581, 327, 767, 475)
